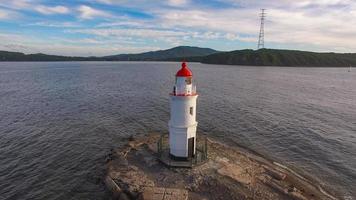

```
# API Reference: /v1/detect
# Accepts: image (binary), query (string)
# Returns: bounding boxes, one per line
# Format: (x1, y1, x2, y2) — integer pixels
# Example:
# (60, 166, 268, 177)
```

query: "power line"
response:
(257, 9, 266, 49)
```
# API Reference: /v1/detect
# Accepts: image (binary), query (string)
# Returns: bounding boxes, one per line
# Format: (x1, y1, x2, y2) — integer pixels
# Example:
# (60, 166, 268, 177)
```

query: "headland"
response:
(104, 133, 339, 200)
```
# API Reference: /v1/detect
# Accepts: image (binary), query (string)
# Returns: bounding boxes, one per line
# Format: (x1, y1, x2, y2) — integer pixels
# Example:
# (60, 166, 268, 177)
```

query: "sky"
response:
(0, 0, 355, 56)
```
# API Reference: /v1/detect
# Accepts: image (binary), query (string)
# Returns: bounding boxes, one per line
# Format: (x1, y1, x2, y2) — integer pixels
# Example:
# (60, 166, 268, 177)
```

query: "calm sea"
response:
(0, 62, 355, 200)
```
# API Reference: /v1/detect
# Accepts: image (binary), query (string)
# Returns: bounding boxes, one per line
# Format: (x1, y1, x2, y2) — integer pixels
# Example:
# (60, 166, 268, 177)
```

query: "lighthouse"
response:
(169, 62, 198, 160)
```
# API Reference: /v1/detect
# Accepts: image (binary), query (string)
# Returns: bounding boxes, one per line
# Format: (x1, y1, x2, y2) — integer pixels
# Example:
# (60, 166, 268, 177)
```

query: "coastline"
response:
(0, 60, 353, 69)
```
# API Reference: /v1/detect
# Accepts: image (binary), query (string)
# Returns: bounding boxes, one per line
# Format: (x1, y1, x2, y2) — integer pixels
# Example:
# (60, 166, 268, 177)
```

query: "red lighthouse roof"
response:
(176, 62, 193, 77)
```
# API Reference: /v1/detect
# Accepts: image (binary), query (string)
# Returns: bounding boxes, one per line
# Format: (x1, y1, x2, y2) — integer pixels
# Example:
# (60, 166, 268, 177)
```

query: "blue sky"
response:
(0, 0, 355, 56)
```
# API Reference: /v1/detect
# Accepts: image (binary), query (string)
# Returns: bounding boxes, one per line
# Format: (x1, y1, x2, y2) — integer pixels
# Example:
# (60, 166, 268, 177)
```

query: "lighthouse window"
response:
(185, 77, 192, 84)
(190, 107, 194, 115)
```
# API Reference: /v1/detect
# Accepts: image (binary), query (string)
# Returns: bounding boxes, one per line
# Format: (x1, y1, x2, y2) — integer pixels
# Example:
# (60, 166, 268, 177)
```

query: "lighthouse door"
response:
(188, 137, 194, 158)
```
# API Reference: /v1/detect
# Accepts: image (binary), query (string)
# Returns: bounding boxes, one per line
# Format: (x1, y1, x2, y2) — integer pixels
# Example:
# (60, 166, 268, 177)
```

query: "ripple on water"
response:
(0, 62, 355, 199)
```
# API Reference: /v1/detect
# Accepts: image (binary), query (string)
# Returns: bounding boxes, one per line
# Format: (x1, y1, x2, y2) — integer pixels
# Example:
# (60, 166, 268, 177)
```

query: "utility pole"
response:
(257, 9, 266, 49)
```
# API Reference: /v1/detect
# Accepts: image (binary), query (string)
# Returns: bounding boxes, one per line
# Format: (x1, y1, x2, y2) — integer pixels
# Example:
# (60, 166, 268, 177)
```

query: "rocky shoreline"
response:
(104, 133, 339, 200)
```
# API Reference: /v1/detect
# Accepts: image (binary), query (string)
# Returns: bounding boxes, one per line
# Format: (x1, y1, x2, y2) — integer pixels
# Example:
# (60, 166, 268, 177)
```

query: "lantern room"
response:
(172, 62, 196, 96)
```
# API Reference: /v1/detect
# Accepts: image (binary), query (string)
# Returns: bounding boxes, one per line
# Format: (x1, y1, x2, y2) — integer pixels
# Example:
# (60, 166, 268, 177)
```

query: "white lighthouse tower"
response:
(169, 62, 198, 160)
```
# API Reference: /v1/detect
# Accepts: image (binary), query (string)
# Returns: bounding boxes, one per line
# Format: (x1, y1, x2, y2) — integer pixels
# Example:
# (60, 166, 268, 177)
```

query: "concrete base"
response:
(158, 149, 206, 168)
(169, 153, 190, 161)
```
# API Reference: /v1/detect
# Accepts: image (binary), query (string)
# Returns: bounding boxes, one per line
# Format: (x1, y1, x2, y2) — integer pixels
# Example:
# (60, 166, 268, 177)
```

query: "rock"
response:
(139, 187, 165, 200)
(128, 135, 135, 141)
(262, 165, 287, 181)
(265, 179, 288, 194)
(217, 162, 251, 185)
(105, 175, 122, 199)
(164, 188, 188, 200)
(117, 169, 155, 193)
(105, 133, 338, 200)
(139, 187, 188, 200)
(147, 143, 158, 153)
(118, 192, 131, 200)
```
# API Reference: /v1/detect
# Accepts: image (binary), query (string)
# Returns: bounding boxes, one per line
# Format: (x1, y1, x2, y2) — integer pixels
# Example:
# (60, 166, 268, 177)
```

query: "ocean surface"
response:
(0, 62, 355, 200)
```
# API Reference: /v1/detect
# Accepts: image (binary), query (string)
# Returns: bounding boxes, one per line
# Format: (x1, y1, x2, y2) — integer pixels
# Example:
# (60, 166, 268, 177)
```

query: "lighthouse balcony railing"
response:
(171, 85, 197, 96)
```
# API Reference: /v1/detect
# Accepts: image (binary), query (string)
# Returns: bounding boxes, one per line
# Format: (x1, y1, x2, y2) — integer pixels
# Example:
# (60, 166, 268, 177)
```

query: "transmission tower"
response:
(257, 9, 266, 49)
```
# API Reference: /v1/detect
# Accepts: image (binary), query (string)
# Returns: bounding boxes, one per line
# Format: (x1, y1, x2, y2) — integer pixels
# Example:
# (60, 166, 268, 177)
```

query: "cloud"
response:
(0, 0, 32, 10)
(28, 21, 81, 28)
(0, 8, 18, 19)
(34, 5, 69, 15)
(0, 1, 70, 16)
(49, 0, 356, 53)
(66, 26, 251, 48)
(156, 9, 258, 35)
(77, 5, 112, 19)
(0, 32, 160, 56)
(0, 12, 8, 19)
(263, 7, 356, 49)
(3, 44, 29, 51)
(0, 33, 32, 52)
(67, 28, 188, 42)
(1, 0, 356, 55)
(96, 21, 148, 28)
(167, 0, 189, 6)
(145, 1, 356, 52)
(94, 0, 113, 4)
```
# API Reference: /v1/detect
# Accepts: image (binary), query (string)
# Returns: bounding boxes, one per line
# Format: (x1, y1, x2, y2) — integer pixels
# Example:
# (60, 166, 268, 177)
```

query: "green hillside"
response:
(0, 51, 98, 61)
(103, 46, 218, 61)
(0, 46, 218, 62)
(202, 49, 356, 67)
(1, 47, 356, 67)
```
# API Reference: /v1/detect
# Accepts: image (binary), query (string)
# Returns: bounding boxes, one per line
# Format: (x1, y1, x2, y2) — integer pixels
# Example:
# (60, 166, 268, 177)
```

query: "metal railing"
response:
(171, 84, 197, 96)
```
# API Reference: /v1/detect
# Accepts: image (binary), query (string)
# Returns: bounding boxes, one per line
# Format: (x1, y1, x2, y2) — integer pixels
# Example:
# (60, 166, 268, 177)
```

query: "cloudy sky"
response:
(0, 0, 355, 56)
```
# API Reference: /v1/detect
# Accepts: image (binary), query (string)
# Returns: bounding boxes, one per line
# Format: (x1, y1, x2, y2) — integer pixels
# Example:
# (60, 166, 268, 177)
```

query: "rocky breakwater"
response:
(104, 133, 339, 200)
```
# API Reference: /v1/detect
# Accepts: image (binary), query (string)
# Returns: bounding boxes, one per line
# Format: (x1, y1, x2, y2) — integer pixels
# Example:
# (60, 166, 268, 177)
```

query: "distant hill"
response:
(202, 49, 356, 67)
(1, 47, 356, 67)
(103, 46, 218, 61)
(0, 51, 99, 61)
(0, 46, 218, 62)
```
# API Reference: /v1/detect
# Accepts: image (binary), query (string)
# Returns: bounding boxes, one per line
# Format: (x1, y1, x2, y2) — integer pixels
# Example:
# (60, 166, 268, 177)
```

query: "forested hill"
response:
(103, 46, 218, 61)
(1, 47, 356, 67)
(201, 49, 356, 67)
(0, 46, 218, 62)
(0, 51, 98, 61)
